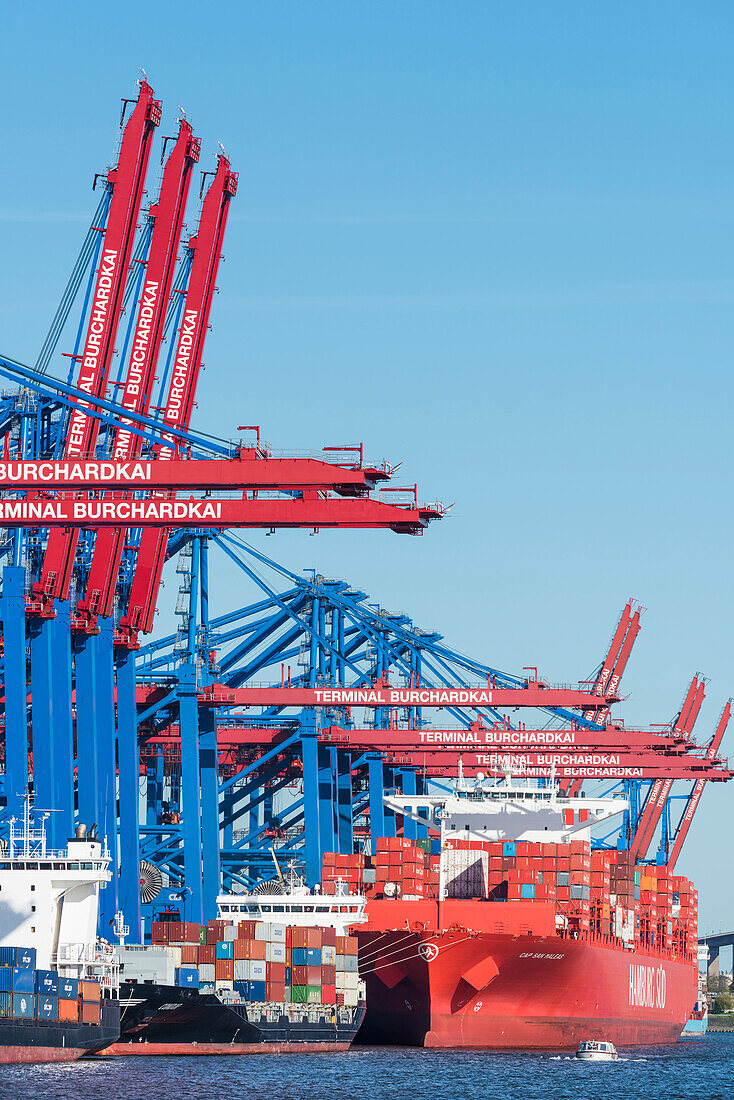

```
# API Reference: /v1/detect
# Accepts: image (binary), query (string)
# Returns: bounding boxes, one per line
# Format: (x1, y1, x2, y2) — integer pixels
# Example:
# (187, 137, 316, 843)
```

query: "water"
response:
(0, 1036, 731, 1100)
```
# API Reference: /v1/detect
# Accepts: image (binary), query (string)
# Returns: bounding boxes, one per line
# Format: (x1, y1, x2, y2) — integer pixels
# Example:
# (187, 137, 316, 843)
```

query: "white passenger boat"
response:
(576, 1039, 619, 1061)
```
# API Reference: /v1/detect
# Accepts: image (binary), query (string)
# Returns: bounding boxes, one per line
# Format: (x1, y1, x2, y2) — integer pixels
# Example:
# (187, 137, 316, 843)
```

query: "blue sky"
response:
(2, 2, 734, 933)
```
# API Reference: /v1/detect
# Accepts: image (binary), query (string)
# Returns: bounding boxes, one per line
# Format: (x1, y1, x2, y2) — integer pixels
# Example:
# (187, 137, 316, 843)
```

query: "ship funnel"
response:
(75, 824, 87, 839)
(88, 823, 98, 840)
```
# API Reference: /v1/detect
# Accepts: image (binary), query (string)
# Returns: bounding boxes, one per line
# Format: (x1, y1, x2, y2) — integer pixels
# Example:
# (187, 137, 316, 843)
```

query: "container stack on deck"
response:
(147, 918, 361, 1006)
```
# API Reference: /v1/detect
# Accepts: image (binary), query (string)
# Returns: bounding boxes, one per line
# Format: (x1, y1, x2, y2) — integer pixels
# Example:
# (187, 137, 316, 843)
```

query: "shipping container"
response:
(35, 969, 59, 995)
(37, 995, 58, 1020)
(12, 993, 35, 1019)
(81, 1001, 101, 1025)
(58, 998, 79, 1022)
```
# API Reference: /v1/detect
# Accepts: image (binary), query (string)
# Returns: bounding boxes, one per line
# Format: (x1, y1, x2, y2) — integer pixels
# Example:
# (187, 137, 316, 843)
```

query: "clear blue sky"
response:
(2, 2, 733, 934)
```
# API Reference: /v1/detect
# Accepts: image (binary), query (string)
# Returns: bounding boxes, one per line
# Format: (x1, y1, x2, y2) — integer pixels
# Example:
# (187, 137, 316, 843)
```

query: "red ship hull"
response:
(357, 901, 697, 1049)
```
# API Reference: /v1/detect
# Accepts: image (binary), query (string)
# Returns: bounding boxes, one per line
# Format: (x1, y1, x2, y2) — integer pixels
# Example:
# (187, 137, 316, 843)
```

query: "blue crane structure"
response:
(0, 79, 729, 941)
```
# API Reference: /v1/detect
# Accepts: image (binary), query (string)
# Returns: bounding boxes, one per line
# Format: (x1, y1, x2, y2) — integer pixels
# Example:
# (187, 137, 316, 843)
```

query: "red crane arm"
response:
(119, 154, 237, 642)
(667, 701, 732, 871)
(629, 676, 702, 859)
(77, 120, 200, 622)
(33, 82, 161, 606)
(567, 602, 639, 796)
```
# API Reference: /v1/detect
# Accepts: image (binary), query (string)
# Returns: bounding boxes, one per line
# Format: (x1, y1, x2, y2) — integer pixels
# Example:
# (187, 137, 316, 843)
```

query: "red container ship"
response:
(346, 769, 699, 1049)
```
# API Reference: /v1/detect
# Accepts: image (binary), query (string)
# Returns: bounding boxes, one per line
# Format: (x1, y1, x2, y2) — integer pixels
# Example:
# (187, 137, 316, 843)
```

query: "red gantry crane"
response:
(76, 117, 201, 627)
(31, 80, 162, 612)
(118, 152, 238, 644)
(629, 675, 705, 860)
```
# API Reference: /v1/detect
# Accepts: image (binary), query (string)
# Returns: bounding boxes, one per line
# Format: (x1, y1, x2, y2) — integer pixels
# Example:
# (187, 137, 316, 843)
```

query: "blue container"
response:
(502, 842, 517, 858)
(250, 980, 266, 1001)
(291, 948, 308, 966)
(0, 970, 12, 993)
(16, 948, 36, 970)
(430, 839, 442, 856)
(37, 995, 58, 1021)
(233, 980, 251, 999)
(59, 977, 78, 999)
(520, 884, 535, 899)
(175, 968, 199, 989)
(0, 947, 36, 969)
(35, 970, 59, 995)
(12, 968, 34, 993)
(12, 993, 35, 1018)
(284, 966, 291, 986)
(0, 992, 11, 1018)
(306, 948, 321, 965)
(215, 941, 233, 960)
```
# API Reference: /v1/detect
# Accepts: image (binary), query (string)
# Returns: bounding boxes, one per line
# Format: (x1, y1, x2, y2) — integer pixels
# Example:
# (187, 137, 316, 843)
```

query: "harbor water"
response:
(0, 1036, 731, 1100)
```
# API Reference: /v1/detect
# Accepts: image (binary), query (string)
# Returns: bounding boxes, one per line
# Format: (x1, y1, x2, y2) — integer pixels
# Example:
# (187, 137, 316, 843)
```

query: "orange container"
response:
(58, 998, 79, 1022)
(215, 959, 233, 981)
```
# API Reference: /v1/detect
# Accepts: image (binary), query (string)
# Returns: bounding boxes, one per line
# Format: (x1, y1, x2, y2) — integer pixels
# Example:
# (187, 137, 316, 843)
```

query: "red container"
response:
(322, 926, 337, 948)
(80, 980, 100, 1001)
(215, 959, 233, 981)
(81, 1001, 101, 1025)
(321, 964, 336, 984)
(151, 921, 170, 944)
(238, 920, 257, 939)
(267, 962, 286, 983)
(291, 928, 309, 949)
(307, 965, 321, 985)
(198, 944, 216, 965)
(180, 945, 198, 965)
(267, 982, 286, 1003)
(321, 984, 337, 1005)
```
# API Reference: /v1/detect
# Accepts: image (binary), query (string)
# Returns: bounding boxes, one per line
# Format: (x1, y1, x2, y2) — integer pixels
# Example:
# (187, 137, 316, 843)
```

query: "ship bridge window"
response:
(53, 863, 64, 870)
(303, 906, 314, 912)
(272, 906, 285, 912)
(316, 906, 329, 913)
(261, 905, 272, 912)
(40, 863, 52, 870)
(290, 905, 303, 913)
(80, 863, 93, 870)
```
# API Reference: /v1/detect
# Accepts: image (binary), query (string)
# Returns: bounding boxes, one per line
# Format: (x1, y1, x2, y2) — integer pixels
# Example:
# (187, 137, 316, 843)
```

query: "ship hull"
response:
(104, 984, 364, 1055)
(0, 1003, 120, 1063)
(357, 929, 697, 1049)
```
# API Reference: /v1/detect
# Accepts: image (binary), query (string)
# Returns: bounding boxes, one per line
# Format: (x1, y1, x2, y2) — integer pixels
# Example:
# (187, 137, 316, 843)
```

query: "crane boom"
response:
(566, 602, 639, 796)
(667, 701, 732, 870)
(77, 119, 200, 622)
(119, 154, 237, 642)
(630, 676, 703, 859)
(33, 82, 161, 606)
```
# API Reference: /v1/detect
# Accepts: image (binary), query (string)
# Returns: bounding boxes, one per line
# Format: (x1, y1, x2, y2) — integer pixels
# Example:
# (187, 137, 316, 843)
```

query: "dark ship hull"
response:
(104, 984, 365, 1055)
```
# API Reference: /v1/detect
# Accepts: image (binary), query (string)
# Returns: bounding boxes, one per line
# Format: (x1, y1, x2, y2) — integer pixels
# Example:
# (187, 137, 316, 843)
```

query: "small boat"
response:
(576, 1039, 619, 1061)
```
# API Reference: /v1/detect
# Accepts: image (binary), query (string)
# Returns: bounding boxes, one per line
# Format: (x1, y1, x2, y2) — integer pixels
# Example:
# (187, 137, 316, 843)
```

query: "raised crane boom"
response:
(77, 118, 200, 624)
(566, 601, 640, 796)
(667, 700, 732, 871)
(32, 81, 161, 608)
(629, 676, 704, 859)
(119, 153, 237, 643)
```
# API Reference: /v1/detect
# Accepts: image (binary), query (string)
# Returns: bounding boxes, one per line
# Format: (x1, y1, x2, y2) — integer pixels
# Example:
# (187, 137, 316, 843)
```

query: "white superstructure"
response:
(384, 764, 628, 846)
(0, 800, 118, 988)
(218, 867, 366, 935)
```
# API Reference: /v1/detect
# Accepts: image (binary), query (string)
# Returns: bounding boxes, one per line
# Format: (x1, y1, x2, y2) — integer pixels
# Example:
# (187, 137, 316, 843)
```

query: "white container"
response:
(234, 960, 251, 981)
(343, 989, 360, 1007)
(270, 923, 287, 942)
(216, 980, 234, 992)
(444, 850, 488, 899)
(198, 963, 215, 982)
(255, 923, 272, 942)
(266, 942, 286, 963)
(322, 945, 336, 966)
(250, 960, 267, 981)
(223, 924, 238, 943)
